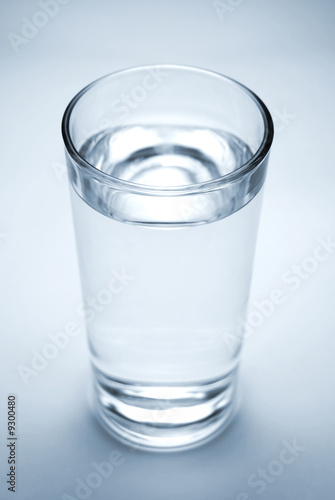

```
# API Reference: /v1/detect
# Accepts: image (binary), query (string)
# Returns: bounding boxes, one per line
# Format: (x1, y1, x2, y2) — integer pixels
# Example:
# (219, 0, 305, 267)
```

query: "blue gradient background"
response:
(0, 0, 334, 498)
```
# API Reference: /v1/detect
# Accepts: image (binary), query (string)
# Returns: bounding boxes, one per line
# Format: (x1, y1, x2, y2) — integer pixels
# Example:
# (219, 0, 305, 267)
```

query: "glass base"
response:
(92, 369, 238, 451)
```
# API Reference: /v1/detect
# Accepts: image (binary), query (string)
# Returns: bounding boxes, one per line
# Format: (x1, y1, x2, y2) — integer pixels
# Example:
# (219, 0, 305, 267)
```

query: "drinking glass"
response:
(62, 65, 273, 451)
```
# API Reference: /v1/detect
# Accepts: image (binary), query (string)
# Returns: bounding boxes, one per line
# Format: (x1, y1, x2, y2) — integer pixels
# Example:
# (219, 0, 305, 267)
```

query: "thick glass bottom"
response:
(92, 369, 238, 451)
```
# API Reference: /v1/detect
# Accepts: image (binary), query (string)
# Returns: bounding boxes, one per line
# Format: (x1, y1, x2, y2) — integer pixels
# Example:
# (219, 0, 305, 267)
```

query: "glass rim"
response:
(62, 64, 274, 196)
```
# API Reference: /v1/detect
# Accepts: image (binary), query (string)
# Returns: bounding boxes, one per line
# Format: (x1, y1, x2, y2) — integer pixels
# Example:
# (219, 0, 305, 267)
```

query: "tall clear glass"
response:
(62, 65, 273, 451)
